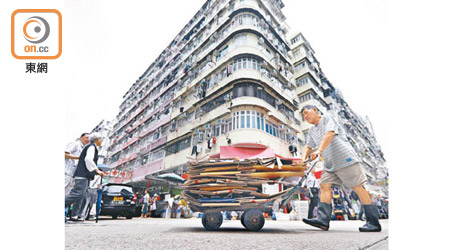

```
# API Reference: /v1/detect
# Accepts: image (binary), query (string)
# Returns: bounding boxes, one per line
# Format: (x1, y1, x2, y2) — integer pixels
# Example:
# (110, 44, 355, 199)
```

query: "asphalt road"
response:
(65, 217, 389, 250)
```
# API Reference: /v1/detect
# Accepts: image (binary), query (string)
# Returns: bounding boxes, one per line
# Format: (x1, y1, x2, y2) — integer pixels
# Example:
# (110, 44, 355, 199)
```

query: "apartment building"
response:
(103, 0, 388, 197)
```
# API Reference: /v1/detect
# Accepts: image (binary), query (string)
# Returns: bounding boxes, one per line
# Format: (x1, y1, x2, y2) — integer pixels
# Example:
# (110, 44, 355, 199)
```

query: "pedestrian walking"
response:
(305, 170, 320, 219)
(65, 133, 104, 222)
(300, 105, 381, 232)
(171, 196, 180, 218)
(167, 196, 174, 218)
(65, 133, 90, 196)
(141, 190, 150, 218)
(150, 194, 158, 217)
(65, 133, 90, 220)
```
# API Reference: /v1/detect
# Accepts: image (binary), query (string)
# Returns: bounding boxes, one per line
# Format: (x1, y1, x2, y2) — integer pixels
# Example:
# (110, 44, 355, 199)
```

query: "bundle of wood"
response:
(182, 157, 307, 212)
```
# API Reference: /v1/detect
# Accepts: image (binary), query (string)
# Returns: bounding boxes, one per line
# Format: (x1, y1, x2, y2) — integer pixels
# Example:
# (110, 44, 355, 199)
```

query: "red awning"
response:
(219, 146, 275, 159)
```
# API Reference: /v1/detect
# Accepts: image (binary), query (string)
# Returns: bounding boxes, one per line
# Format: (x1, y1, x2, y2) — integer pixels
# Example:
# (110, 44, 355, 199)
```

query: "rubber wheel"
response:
(202, 212, 223, 231)
(243, 209, 265, 232)
(240, 211, 248, 228)
(112, 214, 118, 219)
(126, 214, 133, 219)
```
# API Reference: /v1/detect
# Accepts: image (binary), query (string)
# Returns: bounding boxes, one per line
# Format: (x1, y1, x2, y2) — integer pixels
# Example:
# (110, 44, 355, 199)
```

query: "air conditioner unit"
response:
(194, 129, 200, 134)
(205, 124, 211, 129)
(217, 119, 222, 124)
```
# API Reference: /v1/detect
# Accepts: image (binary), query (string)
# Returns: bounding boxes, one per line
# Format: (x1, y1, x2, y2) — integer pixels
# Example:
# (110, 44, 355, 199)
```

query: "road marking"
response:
(359, 236, 389, 250)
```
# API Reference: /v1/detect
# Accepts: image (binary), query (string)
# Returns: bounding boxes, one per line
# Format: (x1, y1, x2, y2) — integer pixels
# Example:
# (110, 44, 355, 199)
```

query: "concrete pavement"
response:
(65, 217, 389, 250)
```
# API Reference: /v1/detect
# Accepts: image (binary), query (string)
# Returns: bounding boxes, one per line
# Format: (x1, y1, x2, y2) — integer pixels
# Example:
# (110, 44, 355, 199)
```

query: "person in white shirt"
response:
(141, 190, 150, 218)
(65, 133, 90, 196)
(65, 133, 104, 222)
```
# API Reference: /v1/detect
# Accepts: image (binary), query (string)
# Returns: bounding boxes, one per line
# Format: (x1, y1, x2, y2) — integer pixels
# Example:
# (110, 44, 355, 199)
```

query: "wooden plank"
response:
(184, 178, 215, 185)
(237, 171, 305, 179)
(249, 191, 270, 198)
(185, 183, 246, 189)
(197, 198, 237, 203)
(216, 179, 247, 185)
(247, 165, 307, 172)
(202, 166, 240, 172)
(199, 171, 242, 176)
(199, 203, 241, 207)
(238, 199, 271, 204)
(199, 186, 258, 191)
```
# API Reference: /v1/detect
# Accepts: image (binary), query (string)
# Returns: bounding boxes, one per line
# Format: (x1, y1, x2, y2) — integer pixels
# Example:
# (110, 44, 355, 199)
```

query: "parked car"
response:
(133, 193, 144, 217)
(100, 183, 136, 219)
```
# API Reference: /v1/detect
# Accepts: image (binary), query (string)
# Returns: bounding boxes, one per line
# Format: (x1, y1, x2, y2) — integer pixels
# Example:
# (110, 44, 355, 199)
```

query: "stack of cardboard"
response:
(182, 157, 307, 212)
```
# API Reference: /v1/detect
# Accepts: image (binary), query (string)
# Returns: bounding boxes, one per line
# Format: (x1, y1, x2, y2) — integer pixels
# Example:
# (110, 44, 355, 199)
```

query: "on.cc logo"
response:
(23, 16, 50, 44)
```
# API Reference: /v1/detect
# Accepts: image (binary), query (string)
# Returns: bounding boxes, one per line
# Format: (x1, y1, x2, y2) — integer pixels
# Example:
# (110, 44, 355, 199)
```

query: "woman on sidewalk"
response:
(141, 190, 150, 218)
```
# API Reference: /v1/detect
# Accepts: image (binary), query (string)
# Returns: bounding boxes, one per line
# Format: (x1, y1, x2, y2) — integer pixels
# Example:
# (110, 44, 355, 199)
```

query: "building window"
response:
(299, 92, 317, 103)
(221, 120, 228, 134)
(216, 45, 229, 60)
(251, 111, 256, 129)
(295, 61, 306, 71)
(215, 124, 220, 136)
(296, 76, 309, 87)
(166, 136, 192, 155)
(232, 33, 247, 49)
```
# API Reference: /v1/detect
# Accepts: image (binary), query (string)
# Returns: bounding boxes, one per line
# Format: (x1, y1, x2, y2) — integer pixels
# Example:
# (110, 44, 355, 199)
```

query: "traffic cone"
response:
(284, 207, 288, 214)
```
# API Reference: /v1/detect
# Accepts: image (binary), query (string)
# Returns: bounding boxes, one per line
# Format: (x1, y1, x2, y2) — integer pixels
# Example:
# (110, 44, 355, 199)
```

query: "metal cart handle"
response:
(279, 156, 321, 207)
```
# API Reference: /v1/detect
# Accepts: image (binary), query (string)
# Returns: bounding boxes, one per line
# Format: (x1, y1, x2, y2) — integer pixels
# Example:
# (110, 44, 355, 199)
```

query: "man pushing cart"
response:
(300, 105, 381, 232)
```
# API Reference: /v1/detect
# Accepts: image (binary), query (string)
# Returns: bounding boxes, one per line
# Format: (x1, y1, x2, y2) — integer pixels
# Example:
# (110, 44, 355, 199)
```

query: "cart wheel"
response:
(240, 211, 247, 228)
(243, 209, 265, 232)
(202, 212, 223, 231)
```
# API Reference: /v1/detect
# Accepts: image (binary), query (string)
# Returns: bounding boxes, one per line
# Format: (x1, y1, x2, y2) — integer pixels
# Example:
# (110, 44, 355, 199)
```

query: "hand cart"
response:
(188, 157, 320, 231)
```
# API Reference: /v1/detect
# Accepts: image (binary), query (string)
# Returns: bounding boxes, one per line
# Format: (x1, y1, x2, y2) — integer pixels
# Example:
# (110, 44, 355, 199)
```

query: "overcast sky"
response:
(64, 0, 391, 158)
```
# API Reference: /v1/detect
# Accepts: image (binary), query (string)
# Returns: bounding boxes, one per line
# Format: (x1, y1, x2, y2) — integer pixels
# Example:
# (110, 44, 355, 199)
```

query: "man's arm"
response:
(301, 145, 312, 162)
(65, 152, 79, 160)
(64, 142, 79, 159)
(311, 131, 335, 160)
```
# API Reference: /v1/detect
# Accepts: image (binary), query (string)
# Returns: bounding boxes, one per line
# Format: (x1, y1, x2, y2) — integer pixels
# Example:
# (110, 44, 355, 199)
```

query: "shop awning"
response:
(157, 173, 185, 183)
(219, 146, 275, 159)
